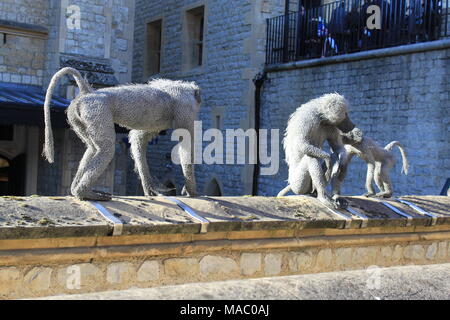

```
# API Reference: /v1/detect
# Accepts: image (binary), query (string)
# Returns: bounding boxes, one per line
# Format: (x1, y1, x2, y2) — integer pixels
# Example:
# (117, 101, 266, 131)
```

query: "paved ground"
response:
(41, 263, 450, 300)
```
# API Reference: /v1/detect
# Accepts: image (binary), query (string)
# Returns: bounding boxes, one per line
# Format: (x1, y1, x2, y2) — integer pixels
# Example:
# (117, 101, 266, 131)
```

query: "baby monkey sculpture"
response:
(278, 93, 356, 209)
(331, 128, 409, 198)
(43, 67, 201, 201)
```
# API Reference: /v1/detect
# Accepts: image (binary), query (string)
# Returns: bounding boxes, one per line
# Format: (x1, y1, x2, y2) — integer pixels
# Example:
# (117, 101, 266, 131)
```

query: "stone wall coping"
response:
(0, 195, 448, 243)
(265, 39, 450, 73)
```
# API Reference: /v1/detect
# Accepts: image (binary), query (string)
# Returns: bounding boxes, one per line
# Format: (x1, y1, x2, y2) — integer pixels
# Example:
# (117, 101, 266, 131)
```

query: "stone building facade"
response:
(0, 0, 135, 196)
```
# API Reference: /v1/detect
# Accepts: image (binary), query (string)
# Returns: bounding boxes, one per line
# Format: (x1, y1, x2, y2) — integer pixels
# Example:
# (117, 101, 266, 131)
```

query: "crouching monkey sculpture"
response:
(277, 93, 355, 209)
(43, 67, 201, 201)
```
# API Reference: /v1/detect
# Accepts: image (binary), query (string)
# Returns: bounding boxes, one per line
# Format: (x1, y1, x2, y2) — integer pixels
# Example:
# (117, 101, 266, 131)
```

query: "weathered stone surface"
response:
(24, 267, 52, 292)
(404, 245, 425, 260)
(199, 255, 238, 276)
(353, 247, 379, 266)
(380, 246, 393, 262)
(137, 261, 160, 282)
(264, 253, 282, 276)
(392, 245, 404, 262)
(240, 253, 261, 276)
(437, 242, 447, 259)
(106, 262, 135, 284)
(0, 267, 21, 295)
(426, 243, 438, 260)
(164, 258, 199, 277)
(288, 251, 314, 272)
(57, 263, 101, 289)
(335, 247, 353, 268)
(316, 249, 333, 269)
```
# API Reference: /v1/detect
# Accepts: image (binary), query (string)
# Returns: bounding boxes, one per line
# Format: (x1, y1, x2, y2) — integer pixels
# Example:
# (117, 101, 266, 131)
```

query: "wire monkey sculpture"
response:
(277, 93, 356, 209)
(43, 67, 201, 201)
(331, 127, 409, 198)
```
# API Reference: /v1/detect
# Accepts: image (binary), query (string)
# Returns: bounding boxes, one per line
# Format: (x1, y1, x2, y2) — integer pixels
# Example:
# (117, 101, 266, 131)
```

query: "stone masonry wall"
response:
(258, 45, 450, 196)
(0, 0, 48, 85)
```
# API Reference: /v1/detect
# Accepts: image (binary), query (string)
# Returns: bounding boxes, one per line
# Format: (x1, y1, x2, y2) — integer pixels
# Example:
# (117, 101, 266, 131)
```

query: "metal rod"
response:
(346, 206, 369, 228)
(163, 196, 209, 233)
(380, 201, 413, 227)
(395, 198, 438, 226)
(90, 201, 123, 236)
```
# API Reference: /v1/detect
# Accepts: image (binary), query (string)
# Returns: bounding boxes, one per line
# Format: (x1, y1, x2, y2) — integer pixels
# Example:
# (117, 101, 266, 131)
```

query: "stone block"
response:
(288, 251, 314, 272)
(137, 260, 160, 282)
(335, 247, 353, 268)
(106, 262, 135, 284)
(0, 267, 21, 295)
(316, 248, 333, 269)
(240, 253, 261, 276)
(264, 253, 282, 276)
(57, 263, 101, 290)
(200, 255, 238, 276)
(164, 258, 199, 278)
(403, 245, 425, 261)
(24, 267, 52, 292)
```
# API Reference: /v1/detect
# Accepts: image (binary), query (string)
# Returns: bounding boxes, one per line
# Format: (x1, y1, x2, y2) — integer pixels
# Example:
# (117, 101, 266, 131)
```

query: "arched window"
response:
(164, 180, 177, 196)
(0, 156, 10, 196)
(205, 178, 222, 196)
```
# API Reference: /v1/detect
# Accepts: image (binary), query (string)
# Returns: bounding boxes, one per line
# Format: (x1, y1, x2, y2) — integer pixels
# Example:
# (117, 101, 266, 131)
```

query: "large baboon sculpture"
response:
(277, 93, 355, 209)
(43, 67, 201, 201)
(331, 128, 409, 198)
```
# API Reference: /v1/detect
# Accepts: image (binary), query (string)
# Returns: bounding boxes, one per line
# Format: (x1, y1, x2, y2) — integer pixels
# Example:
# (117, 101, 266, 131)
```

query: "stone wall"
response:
(0, 0, 48, 85)
(258, 42, 450, 196)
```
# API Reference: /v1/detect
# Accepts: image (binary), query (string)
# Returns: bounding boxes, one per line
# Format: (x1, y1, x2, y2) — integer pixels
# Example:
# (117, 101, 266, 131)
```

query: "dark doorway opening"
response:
(164, 181, 177, 196)
(205, 178, 222, 196)
(0, 153, 26, 196)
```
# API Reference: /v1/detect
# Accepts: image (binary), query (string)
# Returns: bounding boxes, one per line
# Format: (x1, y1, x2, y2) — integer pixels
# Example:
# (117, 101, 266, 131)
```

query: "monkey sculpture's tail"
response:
(43, 67, 92, 163)
(277, 185, 291, 197)
(384, 141, 409, 175)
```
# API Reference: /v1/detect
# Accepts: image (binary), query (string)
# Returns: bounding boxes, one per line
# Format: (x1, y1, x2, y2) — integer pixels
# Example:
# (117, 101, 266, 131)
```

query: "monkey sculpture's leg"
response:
(331, 152, 353, 197)
(129, 130, 160, 196)
(376, 160, 394, 198)
(289, 156, 337, 209)
(67, 108, 96, 196)
(373, 163, 385, 194)
(364, 162, 377, 197)
(72, 105, 116, 201)
(178, 126, 197, 197)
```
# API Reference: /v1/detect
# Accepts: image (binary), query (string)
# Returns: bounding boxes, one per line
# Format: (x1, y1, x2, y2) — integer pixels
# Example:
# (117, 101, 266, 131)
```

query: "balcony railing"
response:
(266, 0, 450, 65)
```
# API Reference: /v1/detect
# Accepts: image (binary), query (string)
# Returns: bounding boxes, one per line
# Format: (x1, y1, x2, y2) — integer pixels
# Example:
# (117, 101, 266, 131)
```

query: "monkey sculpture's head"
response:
(317, 93, 355, 133)
(342, 127, 364, 145)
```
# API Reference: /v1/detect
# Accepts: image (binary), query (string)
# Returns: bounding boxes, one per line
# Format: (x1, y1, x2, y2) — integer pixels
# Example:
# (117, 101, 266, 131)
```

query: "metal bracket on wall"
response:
(90, 201, 123, 236)
(394, 198, 438, 226)
(163, 196, 209, 233)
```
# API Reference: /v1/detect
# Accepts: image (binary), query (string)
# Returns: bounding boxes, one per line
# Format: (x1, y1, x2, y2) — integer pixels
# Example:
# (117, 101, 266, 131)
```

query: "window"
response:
(145, 19, 162, 78)
(0, 125, 13, 141)
(184, 6, 205, 70)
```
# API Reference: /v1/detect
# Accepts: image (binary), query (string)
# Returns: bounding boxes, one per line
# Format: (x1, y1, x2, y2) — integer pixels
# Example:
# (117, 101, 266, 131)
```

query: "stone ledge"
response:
(0, 195, 448, 299)
(0, 195, 449, 241)
(265, 39, 450, 73)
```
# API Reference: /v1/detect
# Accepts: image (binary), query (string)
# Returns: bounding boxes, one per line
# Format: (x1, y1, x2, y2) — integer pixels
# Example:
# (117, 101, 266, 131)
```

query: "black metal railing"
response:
(266, 0, 450, 65)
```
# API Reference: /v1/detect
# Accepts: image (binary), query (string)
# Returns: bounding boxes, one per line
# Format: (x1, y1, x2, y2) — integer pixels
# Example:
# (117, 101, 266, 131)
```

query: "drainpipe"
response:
(252, 71, 267, 196)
